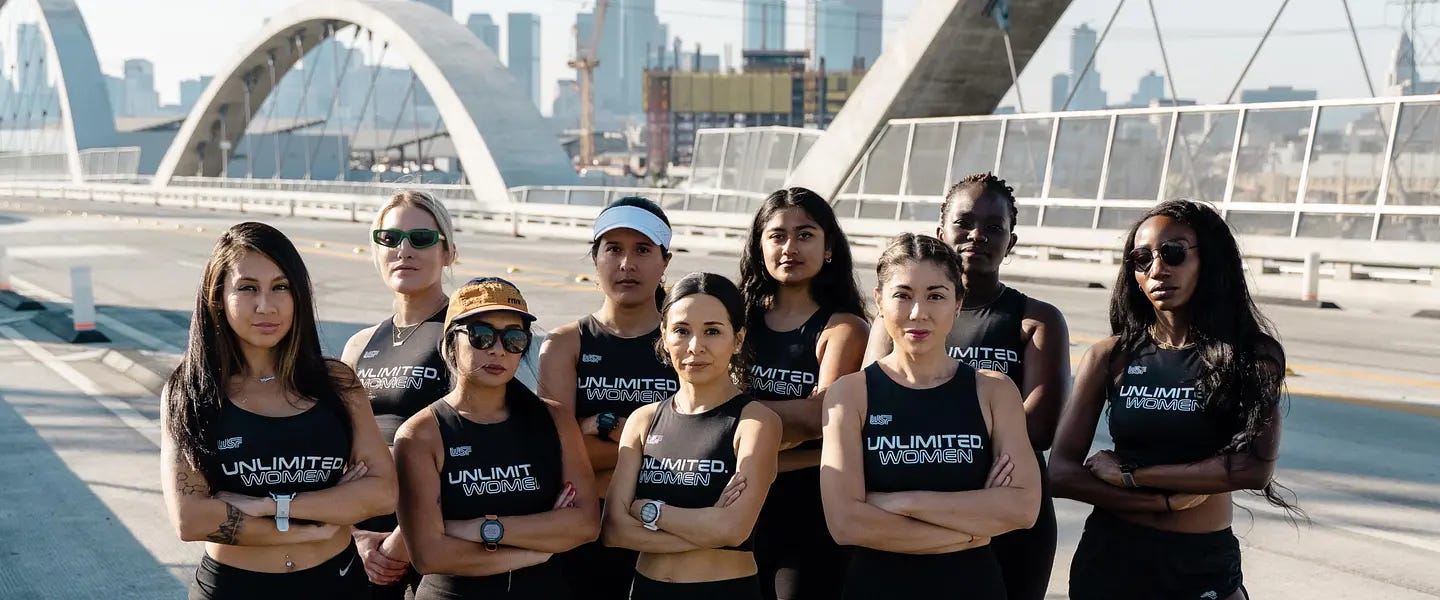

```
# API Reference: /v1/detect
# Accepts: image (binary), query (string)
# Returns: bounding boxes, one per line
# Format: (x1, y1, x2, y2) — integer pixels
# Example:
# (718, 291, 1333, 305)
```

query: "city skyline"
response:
(48, 0, 1440, 117)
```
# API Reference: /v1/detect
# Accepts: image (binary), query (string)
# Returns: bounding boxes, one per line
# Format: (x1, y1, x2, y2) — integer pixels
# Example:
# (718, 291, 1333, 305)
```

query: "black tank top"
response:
(212, 400, 351, 496)
(861, 363, 992, 493)
(748, 308, 831, 451)
(434, 382, 564, 520)
(946, 287, 1027, 385)
(1108, 343, 1234, 467)
(635, 394, 755, 550)
(574, 315, 678, 419)
(354, 309, 451, 445)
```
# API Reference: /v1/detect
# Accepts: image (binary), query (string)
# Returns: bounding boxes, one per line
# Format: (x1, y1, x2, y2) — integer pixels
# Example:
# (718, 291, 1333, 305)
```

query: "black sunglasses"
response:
(373, 228, 446, 249)
(1129, 241, 1198, 273)
(455, 322, 532, 354)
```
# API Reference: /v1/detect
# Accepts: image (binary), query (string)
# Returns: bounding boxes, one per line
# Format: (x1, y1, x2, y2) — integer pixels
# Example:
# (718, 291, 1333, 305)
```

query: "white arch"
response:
(0, 0, 119, 182)
(153, 0, 576, 201)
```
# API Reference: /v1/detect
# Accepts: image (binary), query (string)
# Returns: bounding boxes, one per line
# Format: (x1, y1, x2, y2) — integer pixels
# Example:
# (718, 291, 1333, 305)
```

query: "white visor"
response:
(591, 205, 673, 249)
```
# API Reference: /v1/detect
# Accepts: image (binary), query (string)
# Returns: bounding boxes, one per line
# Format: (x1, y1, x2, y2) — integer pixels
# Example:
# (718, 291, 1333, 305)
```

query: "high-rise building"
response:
(1051, 23, 1107, 111)
(180, 76, 213, 113)
(414, 0, 452, 19)
(1386, 31, 1440, 95)
(508, 13, 542, 110)
(1128, 70, 1166, 107)
(807, 0, 882, 71)
(466, 13, 501, 57)
(579, 0, 667, 117)
(123, 58, 160, 116)
(744, 0, 786, 50)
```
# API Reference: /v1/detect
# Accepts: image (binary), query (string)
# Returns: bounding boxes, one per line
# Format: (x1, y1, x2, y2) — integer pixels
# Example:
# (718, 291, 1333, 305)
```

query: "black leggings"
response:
(630, 573, 762, 600)
(844, 546, 1005, 600)
(189, 542, 368, 600)
(559, 523, 639, 599)
(989, 453, 1057, 600)
(415, 559, 569, 599)
(356, 517, 421, 600)
(1069, 509, 1243, 600)
(754, 467, 847, 600)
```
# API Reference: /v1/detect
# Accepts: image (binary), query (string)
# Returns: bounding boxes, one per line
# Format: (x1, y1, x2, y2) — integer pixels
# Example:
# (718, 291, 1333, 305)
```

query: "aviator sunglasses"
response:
(373, 228, 446, 249)
(455, 322, 532, 354)
(1129, 240, 1199, 273)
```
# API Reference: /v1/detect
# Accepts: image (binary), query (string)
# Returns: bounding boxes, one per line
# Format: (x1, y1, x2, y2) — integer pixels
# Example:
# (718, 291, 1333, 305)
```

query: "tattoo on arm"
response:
(176, 472, 206, 496)
(207, 503, 243, 545)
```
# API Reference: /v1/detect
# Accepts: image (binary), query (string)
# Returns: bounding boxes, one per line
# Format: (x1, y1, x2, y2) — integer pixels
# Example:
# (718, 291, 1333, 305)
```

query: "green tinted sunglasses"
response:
(372, 228, 446, 249)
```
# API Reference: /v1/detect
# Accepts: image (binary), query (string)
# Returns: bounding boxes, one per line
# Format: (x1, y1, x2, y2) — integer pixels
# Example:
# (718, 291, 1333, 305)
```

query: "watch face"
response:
(640, 501, 660, 524)
(480, 520, 503, 542)
(597, 412, 617, 428)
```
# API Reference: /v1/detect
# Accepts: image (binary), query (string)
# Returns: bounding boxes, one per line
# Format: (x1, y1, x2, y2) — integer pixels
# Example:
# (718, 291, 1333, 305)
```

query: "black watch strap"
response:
(596, 413, 617, 441)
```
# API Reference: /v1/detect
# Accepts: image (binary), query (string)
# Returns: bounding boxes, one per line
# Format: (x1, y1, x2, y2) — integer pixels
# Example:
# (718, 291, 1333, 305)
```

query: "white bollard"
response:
(1301, 252, 1320, 303)
(71, 265, 97, 333)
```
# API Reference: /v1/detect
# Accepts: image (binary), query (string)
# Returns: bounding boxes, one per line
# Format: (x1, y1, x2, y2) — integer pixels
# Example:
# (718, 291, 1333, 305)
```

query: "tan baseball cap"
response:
(443, 277, 536, 332)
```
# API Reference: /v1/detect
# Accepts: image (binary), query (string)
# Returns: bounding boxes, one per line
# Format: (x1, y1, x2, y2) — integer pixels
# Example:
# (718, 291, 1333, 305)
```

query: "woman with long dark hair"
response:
(738, 187, 868, 600)
(602, 272, 782, 599)
(822, 233, 1040, 600)
(394, 276, 600, 599)
(864, 173, 1069, 600)
(161, 222, 397, 600)
(540, 196, 679, 599)
(340, 190, 458, 597)
(1052, 199, 1297, 600)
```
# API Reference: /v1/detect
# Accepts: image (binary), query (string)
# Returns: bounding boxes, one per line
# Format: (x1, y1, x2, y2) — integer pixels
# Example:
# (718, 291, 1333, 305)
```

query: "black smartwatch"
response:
(595, 412, 619, 441)
(1120, 463, 1139, 488)
(480, 515, 503, 552)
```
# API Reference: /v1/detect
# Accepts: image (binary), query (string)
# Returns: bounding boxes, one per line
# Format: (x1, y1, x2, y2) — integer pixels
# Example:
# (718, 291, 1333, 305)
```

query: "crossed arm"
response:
(818, 371, 1037, 554)
(602, 401, 782, 552)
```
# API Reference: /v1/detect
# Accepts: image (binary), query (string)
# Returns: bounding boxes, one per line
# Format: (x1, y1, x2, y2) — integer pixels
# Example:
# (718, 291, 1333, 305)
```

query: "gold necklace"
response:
(392, 320, 423, 347)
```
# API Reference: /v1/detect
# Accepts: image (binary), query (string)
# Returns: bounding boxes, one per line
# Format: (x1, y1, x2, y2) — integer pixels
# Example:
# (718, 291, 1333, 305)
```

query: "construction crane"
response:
(569, 0, 609, 170)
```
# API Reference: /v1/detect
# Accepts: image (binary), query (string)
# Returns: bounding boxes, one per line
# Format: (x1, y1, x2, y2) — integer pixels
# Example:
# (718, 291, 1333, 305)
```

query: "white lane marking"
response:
(9, 274, 184, 354)
(0, 325, 162, 448)
(5, 245, 140, 259)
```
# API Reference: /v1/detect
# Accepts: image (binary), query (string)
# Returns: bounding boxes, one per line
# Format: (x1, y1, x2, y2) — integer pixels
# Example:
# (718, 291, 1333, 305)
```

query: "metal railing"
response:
(824, 94, 1440, 244)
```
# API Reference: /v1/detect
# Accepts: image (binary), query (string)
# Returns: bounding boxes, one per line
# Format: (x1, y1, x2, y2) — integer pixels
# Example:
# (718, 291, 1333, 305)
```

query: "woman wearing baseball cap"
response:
(395, 277, 600, 599)
(540, 197, 680, 599)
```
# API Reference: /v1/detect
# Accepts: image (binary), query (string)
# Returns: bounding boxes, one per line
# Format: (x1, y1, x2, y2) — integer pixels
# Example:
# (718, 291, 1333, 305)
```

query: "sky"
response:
(60, 0, 1440, 115)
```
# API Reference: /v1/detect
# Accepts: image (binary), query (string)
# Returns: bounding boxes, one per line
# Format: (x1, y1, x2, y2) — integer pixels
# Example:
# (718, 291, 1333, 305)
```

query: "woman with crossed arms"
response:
(821, 233, 1040, 599)
(603, 272, 782, 599)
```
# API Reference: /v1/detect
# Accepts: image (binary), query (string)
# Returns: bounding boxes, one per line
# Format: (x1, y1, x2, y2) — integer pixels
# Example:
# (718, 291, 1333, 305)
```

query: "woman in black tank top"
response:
(603, 273, 782, 600)
(538, 197, 678, 599)
(340, 191, 458, 597)
(1052, 200, 1298, 600)
(394, 277, 600, 599)
(161, 223, 397, 600)
(738, 188, 869, 600)
(863, 174, 1070, 600)
(821, 234, 1040, 600)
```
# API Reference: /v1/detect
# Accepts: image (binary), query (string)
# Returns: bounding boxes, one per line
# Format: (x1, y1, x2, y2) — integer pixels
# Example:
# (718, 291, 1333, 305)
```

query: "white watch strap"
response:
(641, 500, 663, 531)
(273, 493, 293, 532)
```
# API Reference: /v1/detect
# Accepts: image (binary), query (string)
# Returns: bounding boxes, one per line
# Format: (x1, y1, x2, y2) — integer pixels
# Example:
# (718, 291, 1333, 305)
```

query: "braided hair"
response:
(941, 172, 1018, 230)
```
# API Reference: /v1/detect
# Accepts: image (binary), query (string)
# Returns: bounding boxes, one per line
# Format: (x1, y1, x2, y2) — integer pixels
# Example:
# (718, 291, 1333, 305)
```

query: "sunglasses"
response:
(455, 322, 532, 354)
(1129, 241, 1198, 273)
(373, 228, 446, 249)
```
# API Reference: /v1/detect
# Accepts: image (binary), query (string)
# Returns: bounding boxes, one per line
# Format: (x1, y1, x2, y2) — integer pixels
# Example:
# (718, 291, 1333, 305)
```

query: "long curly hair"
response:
(1111, 200, 1300, 516)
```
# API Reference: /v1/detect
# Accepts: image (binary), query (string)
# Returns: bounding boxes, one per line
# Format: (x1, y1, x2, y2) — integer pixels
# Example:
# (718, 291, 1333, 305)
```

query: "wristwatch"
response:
(480, 515, 504, 552)
(639, 500, 664, 531)
(270, 492, 296, 531)
(1120, 463, 1139, 488)
(595, 412, 619, 441)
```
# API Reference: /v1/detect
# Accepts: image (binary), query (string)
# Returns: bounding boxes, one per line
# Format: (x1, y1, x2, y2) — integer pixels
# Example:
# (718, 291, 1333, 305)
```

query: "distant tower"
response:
(1387, 31, 1418, 95)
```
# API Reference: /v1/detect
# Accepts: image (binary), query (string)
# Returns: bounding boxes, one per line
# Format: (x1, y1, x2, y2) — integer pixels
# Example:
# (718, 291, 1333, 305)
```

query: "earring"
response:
(824, 256, 832, 264)
(660, 275, 666, 284)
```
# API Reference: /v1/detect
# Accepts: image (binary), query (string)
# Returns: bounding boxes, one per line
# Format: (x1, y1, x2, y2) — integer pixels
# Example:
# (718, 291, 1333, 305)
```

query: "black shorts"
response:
(844, 546, 1005, 600)
(990, 453, 1058, 600)
(415, 559, 569, 599)
(189, 542, 367, 600)
(754, 466, 847, 600)
(1069, 509, 1243, 600)
(630, 573, 762, 600)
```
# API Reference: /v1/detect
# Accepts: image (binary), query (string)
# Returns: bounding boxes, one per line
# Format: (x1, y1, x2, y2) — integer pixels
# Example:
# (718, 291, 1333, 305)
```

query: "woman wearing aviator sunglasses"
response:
(1052, 200, 1301, 600)
(395, 277, 600, 599)
(341, 191, 459, 598)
